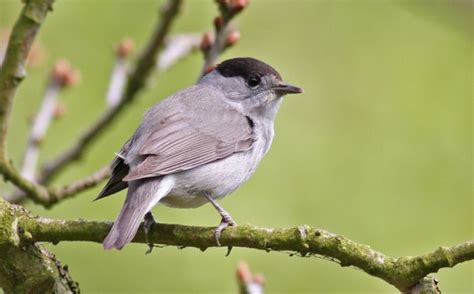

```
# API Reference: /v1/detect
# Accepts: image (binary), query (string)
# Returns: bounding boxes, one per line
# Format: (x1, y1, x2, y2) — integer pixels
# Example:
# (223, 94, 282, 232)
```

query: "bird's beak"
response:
(273, 83, 304, 94)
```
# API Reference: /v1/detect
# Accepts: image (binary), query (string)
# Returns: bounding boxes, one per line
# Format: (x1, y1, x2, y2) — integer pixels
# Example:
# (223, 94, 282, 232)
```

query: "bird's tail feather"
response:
(103, 177, 172, 250)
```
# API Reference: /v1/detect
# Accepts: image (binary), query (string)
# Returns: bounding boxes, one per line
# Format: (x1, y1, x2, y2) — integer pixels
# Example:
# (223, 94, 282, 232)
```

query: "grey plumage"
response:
(99, 57, 302, 250)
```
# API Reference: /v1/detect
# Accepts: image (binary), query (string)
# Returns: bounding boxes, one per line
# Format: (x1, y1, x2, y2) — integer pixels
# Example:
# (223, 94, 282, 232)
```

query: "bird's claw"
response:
(214, 214, 237, 247)
(144, 212, 156, 254)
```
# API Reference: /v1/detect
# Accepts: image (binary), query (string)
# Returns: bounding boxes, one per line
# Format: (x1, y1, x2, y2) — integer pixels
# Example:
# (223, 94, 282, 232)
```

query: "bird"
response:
(96, 57, 303, 250)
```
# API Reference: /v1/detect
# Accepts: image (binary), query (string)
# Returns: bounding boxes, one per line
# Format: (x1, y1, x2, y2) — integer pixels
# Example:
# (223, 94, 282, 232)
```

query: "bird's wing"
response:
(122, 88, 254, 181)
(95, 140, 132, 200)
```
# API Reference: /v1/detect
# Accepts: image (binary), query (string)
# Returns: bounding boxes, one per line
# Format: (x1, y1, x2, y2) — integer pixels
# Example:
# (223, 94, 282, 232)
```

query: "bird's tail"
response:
(103, 177, 173, 250)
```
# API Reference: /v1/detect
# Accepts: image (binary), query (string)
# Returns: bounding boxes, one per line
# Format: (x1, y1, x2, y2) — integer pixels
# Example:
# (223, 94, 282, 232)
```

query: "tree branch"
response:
(0, 199, 79, 293)
(47, 165, 110, 203)
(198, 0, 247, 77)
(3, 163, 110, 207)
(19, 60, 79, 182)
(0, 0, 54, 160)
(157, 33, 201, 72)
(38, 0, 183, 185)
(3, 0, 183, 207)
(10, 204, 472, 292)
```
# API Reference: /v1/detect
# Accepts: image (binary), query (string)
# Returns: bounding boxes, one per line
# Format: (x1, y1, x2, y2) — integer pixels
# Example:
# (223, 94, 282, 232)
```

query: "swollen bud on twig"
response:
(225, 30, 240, 48)
(200, 32, 214, 52)
(107, 37, 135, 108)
(213, 16, 225, 30)
(228, 0, 249, 12)
(115, 38, 135, 59)
(236, 261, 265, 294)
(51, 59, 81, 88)
(236, 261, 252, 284)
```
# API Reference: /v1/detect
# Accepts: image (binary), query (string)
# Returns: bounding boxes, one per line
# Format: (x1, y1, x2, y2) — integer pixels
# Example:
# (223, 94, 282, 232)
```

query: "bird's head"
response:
(199, 57, 303, 120)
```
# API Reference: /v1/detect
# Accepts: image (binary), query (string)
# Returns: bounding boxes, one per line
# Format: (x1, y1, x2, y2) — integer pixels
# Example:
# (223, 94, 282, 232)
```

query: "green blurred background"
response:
(1, 0, 472, 293)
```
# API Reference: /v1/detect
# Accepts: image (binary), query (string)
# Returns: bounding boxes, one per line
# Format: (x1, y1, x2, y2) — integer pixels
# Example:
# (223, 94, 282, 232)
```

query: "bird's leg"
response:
(203, 192, 237, 249)
(144, 211, 156, 254)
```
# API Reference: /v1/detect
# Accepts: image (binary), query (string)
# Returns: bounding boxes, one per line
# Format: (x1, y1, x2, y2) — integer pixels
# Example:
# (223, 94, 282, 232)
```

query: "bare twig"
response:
(3, 164, 110, 206)
(198, 0, 247, 77)
(157, 33, 201, 72)
(1, 0, 184, 208)
(0, 2, 79, 292)
(0, 159, 51, 203)
(237, 261, 265, 294)
(0, 0, 56, 205)
(3, 201, 470, 293)
(0, 0, 55, 160)
(39, 0, 183, 185)
(47, 165, 111, 202)
(21, 83, 60, 180)
(20, 60, 79, 181)
(106, 38, 135, 108)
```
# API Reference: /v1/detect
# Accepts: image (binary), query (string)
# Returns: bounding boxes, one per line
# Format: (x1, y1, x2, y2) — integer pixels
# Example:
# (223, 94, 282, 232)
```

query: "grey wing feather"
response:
(123, 86, 254, 181)
(95, 139, 132, 200)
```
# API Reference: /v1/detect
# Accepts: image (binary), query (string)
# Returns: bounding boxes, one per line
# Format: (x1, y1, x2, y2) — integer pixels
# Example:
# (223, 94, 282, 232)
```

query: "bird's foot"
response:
(144, 212, 156, 254)
(214, 212, 237, 248)
(202, 192, 236, 255)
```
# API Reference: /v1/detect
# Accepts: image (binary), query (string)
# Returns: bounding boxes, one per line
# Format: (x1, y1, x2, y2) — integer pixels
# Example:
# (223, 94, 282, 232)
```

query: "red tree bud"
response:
(236, 261, 252, 284)
(213, 16, 224, 29)
(225, 30, 240, 47)
(52, 59, 81, 87)
(200, 32, 214, 52)
(116, 37, 135, 58)
(229, 0, 248, 12)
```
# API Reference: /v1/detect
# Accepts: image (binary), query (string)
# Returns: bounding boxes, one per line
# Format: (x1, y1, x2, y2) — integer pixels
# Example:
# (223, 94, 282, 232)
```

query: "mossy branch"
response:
(0, 200, 79, 293)
(0, 0, 55, 159)
(0, 1, 81, 292)
(2, 199, 471, 293)
(0, 0, 56, 205)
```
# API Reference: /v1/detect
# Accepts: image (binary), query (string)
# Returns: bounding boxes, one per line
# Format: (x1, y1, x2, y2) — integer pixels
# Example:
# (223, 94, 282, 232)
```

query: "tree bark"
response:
(0, 200, 79, 293)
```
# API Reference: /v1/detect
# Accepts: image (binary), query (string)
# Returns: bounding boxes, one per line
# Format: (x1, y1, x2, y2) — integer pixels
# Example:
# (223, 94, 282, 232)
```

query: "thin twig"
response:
(8, 207, 472, 292)
(198, 0, 247, 78)
(0, 0, 55, 204)
(0, 0, 55, 160)
(47, 165, 111, 202)
(20, 60, 79, 181)
(21, 82, 60, 180)
(237, 261, 265, 294)
(39, 0, 183, 185)
(0, 160, 51, 203)
(157, 33, 201, 72)
(106, 38, 135, 108)
(4, 164, 111, 206)
(4, 0, 183, 206)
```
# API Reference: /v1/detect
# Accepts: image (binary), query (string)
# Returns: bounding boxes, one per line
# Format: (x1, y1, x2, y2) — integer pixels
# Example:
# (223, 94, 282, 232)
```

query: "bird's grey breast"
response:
(161, 119, 275, 208)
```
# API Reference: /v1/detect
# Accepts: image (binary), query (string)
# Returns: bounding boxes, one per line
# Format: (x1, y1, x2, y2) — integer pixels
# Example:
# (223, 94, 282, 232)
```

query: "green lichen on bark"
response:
(0, 200, 79, 293)
(13, 213, 474, 293)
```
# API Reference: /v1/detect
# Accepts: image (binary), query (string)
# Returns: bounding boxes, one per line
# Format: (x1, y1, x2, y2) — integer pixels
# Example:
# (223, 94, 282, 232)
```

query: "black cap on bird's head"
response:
(215, 57, 303, 95)
(217, 57, 282, 80)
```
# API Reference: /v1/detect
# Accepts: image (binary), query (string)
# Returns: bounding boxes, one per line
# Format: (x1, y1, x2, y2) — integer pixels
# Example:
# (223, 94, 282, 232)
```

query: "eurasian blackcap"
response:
(97, 57, 303, 250)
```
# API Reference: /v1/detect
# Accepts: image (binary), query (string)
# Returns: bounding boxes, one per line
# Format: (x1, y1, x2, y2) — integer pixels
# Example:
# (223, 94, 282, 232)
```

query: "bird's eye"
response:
(246, 75, 261, 89)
